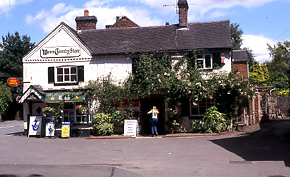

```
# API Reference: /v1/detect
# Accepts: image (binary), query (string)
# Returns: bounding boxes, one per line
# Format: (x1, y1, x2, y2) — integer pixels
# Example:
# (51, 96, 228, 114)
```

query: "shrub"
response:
(192, 106, 229, 133)
(111, 109, 136, 124)
(93, 113, 114, 136)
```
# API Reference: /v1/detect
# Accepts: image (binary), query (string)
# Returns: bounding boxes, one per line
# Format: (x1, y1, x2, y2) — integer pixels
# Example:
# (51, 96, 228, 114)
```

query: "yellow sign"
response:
(61, 122, 70, 138)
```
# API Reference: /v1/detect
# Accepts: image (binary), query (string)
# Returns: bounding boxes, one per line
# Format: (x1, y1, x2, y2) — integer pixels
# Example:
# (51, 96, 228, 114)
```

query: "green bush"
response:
(93, 113, 114, 136)
(192, 106, 229, 133)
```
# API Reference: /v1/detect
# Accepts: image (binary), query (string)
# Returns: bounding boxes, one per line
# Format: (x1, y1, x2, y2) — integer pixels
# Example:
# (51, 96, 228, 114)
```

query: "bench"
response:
(233, 122, 246, 131)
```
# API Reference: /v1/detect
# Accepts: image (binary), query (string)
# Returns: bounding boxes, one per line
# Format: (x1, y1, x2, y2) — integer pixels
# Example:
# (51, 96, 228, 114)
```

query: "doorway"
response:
(140, 96, 165, 135)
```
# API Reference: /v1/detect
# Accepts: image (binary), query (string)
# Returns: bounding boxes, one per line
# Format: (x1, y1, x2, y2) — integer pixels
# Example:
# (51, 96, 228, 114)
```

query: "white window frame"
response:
(56, 66, 78, 83)
(196, 54, 213, 69)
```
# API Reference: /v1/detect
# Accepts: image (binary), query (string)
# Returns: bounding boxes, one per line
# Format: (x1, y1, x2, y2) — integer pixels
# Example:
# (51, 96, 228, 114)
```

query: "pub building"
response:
(18, 0, 235, 137)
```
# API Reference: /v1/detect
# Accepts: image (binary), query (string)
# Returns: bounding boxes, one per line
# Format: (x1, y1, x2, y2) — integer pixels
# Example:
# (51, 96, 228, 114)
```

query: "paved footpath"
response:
(0, 121, 290, 177)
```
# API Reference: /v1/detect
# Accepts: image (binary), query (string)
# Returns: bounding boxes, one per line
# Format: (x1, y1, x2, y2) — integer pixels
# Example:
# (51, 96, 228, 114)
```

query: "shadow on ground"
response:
(211, 119, 290, 167)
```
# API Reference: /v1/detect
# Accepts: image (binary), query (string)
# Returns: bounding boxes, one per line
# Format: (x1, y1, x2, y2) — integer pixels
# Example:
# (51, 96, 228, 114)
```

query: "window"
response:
(57, 67, 77, 83)
(76, 110, 88, 124)
(195, 54, 213, 69)
(48, 66, 84, 85)
(190, 99, 214, 117)
(63, 104, 74, 123)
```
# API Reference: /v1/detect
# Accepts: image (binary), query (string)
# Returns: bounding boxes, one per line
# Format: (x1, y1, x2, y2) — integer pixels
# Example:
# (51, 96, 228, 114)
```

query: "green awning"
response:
(45, 92, 85, 103)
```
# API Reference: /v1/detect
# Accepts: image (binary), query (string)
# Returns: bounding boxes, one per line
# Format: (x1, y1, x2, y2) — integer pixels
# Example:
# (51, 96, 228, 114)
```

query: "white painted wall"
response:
(23, 57, 132, 91)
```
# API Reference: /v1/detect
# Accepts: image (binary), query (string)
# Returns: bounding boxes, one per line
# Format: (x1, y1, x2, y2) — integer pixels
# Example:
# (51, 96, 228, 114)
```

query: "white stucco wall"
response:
(23, 57, 132, 91)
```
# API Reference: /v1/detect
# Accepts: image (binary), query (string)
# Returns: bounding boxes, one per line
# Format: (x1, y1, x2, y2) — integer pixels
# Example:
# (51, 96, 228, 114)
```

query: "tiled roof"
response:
(232, 50, 249, 62)
(78, 20, 232, 55)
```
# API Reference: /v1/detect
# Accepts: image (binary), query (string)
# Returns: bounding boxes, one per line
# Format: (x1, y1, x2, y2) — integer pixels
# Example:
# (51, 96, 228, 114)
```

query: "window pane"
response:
(57, 68, 63, 74)
(205, 55, 211, 68)
(71, 67, 76, 74)
(71, 75, 77, 81)
(65, 75, 70, 81)
(64, 68, 69, 74)
(57, 75, 63, 82)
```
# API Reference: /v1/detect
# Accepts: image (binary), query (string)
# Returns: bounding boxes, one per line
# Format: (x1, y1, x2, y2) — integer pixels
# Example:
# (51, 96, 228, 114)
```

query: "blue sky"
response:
(0, 0, 289, 63)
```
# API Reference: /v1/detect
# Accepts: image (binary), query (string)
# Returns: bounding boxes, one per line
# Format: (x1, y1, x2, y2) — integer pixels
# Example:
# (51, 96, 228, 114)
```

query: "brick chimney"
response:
(75, 10, 97, 31)
(178, 0, 189, 28)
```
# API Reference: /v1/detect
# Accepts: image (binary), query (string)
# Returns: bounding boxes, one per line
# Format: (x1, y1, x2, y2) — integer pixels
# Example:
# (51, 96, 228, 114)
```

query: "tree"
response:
(0, 32, 35, 80)
(266, 40, 290, 91)
(230, 23, 256, 68)
(0, 82, 12, 121)
(230, 23, 243, 50)
(249, 61, 271, 86)
(0, 32, 35, 120)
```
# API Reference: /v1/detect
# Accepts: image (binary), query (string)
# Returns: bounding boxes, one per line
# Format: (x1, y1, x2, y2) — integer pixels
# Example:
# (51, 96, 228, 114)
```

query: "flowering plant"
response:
(112, 109, 136, 123)
(168, 105, 178, 118)
(278, 90, 290, 97)
(76, 104, 88, 114)
(42, 106, 56, 117)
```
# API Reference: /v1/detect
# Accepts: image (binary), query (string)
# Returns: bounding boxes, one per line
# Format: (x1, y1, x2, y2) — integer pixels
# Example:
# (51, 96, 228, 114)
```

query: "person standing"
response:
(147, 106, 159, 137)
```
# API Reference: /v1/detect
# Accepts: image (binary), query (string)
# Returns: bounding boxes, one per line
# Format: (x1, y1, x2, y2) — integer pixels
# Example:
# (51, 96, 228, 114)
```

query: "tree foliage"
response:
(230, 23, 244, 50)
(0, 32, 35, 80)
(249, 61, 271, 86)
(266, 40, 290, 90)
(0, 81, 12, 115)
(230, 23, 256, 68)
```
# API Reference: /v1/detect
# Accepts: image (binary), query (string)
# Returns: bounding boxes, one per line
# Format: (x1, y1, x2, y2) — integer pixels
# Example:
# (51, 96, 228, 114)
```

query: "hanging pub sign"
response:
(7, 77, 20, 87)
(40, 46, 81, 58)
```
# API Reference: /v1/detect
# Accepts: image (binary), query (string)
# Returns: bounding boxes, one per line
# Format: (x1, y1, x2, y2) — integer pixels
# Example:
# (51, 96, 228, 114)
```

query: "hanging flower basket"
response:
(42, 106, 56, 117)
(76, 104, 88, 114)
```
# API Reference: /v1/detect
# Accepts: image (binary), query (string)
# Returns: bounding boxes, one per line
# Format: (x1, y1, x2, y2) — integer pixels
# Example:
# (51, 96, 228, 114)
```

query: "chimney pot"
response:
(84, 10, 89, 16)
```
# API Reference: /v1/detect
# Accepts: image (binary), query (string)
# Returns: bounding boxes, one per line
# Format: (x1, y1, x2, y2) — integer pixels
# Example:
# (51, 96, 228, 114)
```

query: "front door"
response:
(140, 96, 165, 135)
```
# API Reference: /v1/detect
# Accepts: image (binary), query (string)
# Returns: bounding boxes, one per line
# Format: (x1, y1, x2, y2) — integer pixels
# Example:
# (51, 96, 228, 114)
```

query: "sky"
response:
(0, 0, 289, 63)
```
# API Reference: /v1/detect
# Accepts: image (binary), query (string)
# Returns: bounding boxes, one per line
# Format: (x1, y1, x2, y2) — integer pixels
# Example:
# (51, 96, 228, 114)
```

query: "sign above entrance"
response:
(40, 47, 81, 58)
(45, 92, 85, 103)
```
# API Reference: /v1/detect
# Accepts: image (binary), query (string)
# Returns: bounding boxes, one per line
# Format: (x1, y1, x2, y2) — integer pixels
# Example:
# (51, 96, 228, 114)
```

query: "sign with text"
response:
(40, 47, 81, 58)
(61, 122, 70, 138)
(28, 116, 42, 137)
(124, 120, 137, 137)
(7, 77, 20, 87)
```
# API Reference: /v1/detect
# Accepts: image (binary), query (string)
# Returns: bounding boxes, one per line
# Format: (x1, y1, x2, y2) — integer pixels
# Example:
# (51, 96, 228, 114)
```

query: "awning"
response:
(45, 92, 85, 103)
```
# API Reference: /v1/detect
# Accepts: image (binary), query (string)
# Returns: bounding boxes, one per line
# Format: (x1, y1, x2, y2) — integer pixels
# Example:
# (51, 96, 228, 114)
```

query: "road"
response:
(0, 121, 290, 177)
(0, 120, 23, 136)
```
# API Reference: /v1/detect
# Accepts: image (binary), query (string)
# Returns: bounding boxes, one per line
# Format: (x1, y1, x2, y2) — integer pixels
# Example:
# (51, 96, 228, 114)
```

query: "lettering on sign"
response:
(124, 120, 137, 137)
(7, 77, 20, 87)
(40, 47, 81, 58)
